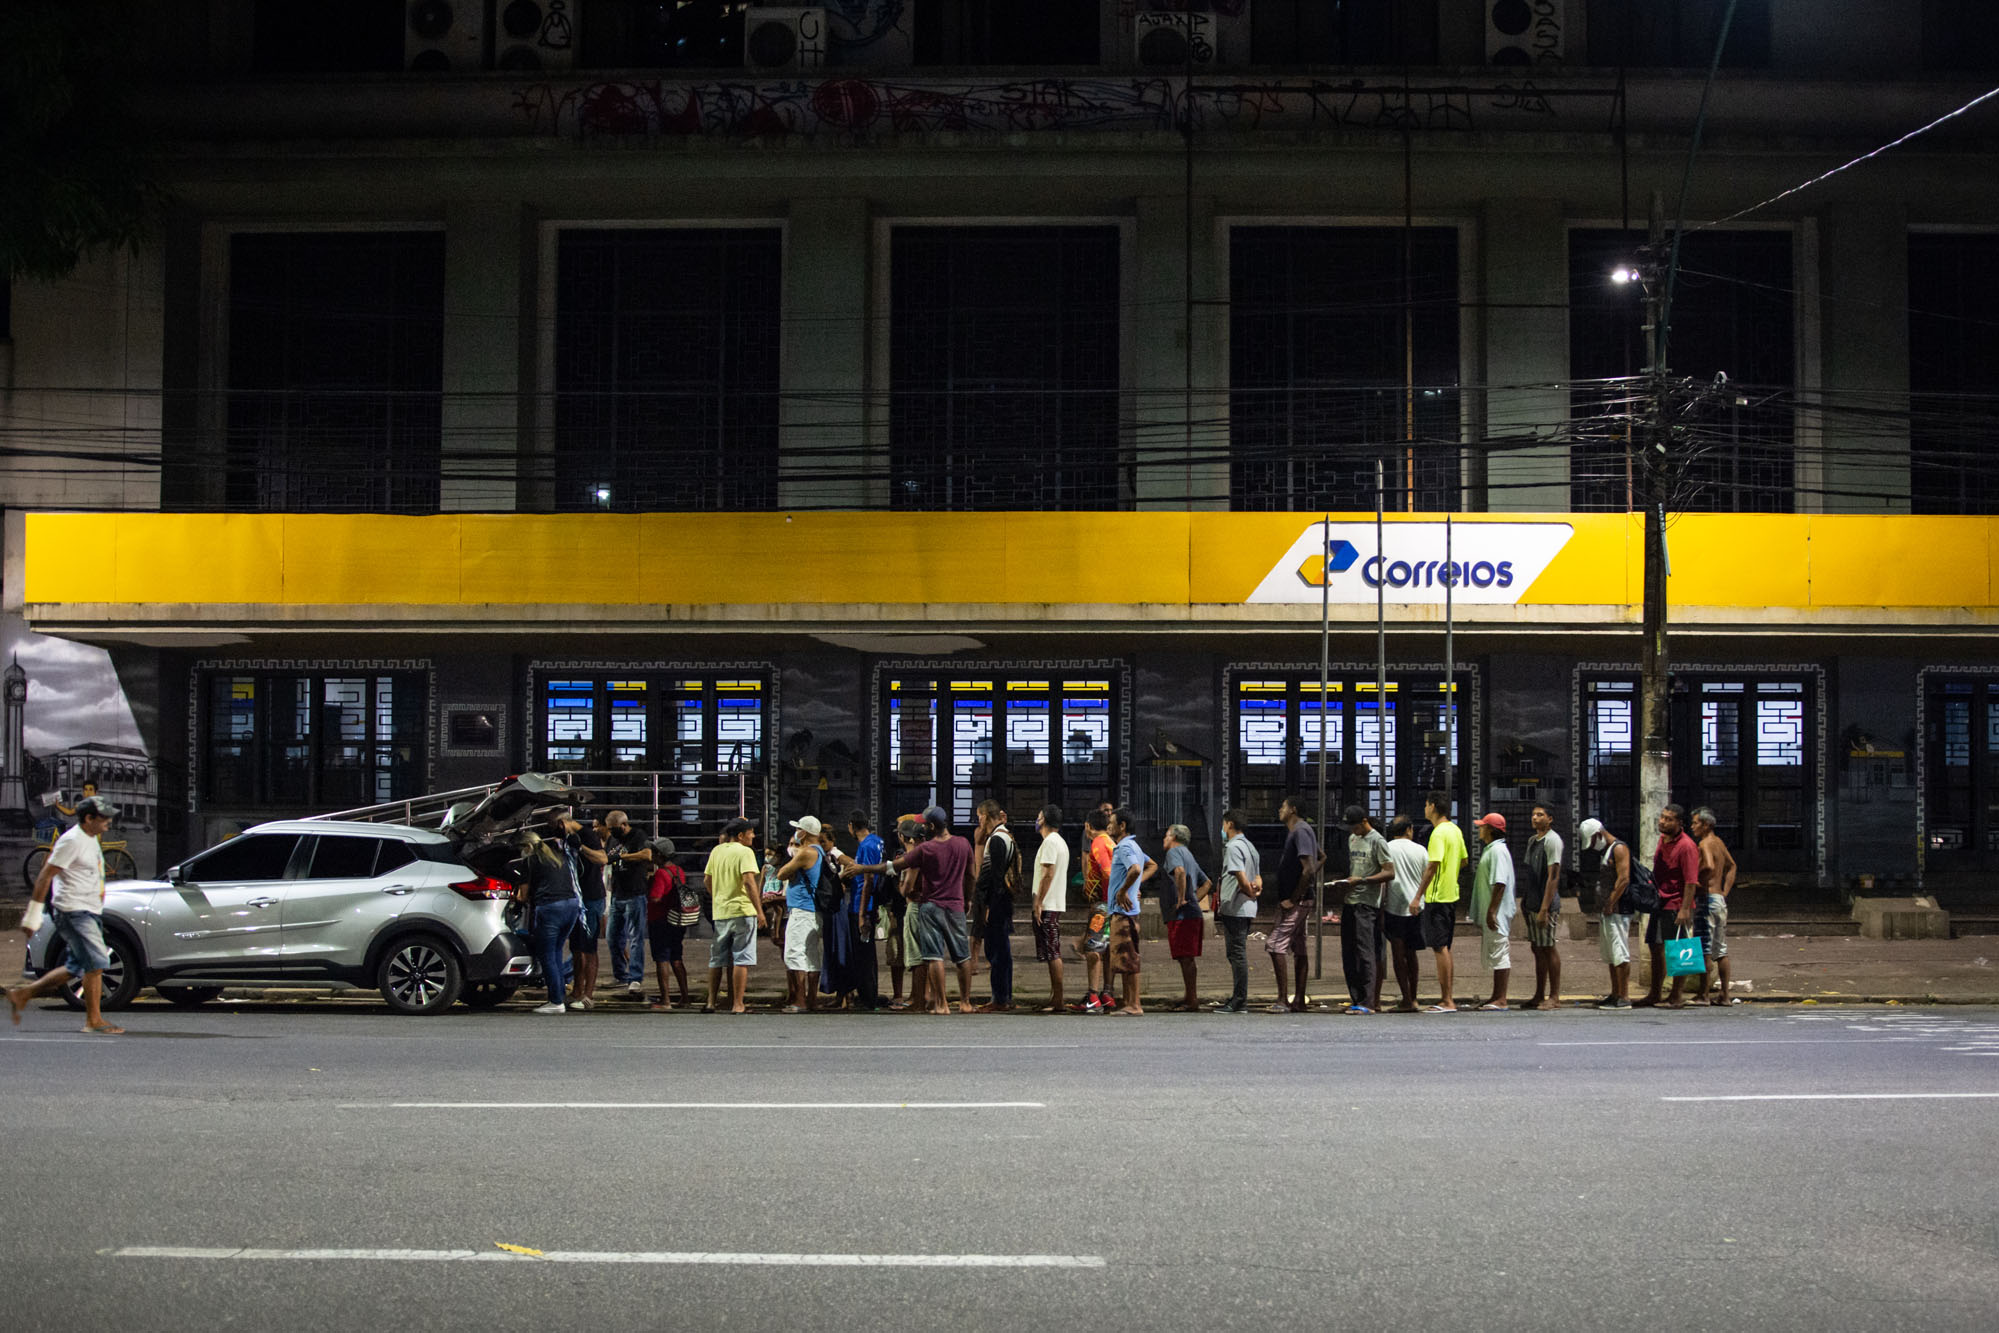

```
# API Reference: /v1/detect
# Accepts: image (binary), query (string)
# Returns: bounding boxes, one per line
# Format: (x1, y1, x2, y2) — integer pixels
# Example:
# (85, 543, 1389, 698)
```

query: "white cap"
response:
(789, 815, 823, 836)
(1577, 817, 1605, 845)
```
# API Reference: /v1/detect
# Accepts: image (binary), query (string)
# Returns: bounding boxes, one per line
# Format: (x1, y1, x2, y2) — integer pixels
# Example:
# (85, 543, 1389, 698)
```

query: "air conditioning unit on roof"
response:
(1133, 3, 1251, 71)
(493, 0, 577, 71)
(744, 6, 829, 74)
(405, 0, 484, 72)
(1486, 0, 1567, 67)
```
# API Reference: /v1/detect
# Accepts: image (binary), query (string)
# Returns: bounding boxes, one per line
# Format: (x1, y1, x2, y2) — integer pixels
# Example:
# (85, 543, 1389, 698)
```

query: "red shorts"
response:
(1166, 917, 1205, 959)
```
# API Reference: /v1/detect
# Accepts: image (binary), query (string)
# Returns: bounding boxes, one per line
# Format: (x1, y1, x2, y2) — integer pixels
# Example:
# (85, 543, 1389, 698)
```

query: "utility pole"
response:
(1637, 192, 1673, 843)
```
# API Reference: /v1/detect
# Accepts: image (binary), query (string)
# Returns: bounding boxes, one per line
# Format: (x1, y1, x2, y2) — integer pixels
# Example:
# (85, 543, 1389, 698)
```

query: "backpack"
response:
(994, 828, 1022, 904)
(1607, 839, 1660, 914)
(809, 849, 842, 916)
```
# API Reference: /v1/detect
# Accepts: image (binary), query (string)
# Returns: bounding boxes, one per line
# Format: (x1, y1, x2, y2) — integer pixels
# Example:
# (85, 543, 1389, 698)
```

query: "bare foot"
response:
(1710, 994, 1729, 1006)
(1666, 998, 1688, 1010)
(1112, 1006, 1143, 1016)
(6, 988, 23, 1026)
(82, 1022, 124, 1035)
(1535, 1000, 1560, 1011)
(957, 1002, 974, 1014)
(1632, 998, 1659, 1009)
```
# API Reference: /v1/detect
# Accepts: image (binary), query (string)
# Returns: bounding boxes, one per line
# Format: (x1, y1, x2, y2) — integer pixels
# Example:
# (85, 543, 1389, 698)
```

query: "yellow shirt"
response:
(1425, 819, 1467, 905)
(704, 841, 760, 920)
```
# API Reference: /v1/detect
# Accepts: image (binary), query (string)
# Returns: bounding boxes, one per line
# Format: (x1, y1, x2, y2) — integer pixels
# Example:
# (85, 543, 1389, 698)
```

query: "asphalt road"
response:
(3, 1000, 1997, 1331)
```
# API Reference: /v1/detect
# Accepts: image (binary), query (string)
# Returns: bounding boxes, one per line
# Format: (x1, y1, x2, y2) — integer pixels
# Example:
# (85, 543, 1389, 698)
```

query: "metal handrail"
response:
(306, 770, 764, 837)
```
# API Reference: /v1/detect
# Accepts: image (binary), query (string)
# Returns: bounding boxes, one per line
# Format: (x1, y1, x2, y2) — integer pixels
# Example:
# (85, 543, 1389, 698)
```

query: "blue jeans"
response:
(983, 900, 1013, 1007)
(608, 896, 647, 983)
(532, 897, 582, 1007)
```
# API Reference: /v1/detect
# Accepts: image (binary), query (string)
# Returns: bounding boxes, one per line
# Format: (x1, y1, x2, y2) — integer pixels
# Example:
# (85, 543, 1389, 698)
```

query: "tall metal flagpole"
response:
(1443, 513, 1455, 811)
(1314, 512, 1331, 983)
(1376, 463, 1387, 818)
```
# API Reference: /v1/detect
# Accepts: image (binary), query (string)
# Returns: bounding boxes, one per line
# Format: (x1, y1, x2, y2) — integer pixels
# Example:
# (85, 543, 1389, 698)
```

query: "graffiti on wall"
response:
(512, 75, 1581, 139)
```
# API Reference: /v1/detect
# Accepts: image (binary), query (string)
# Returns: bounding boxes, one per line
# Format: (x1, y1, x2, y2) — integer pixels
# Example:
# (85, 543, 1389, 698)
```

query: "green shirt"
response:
(1424, 819, 1467, 905)
(704, 841, 760, 920)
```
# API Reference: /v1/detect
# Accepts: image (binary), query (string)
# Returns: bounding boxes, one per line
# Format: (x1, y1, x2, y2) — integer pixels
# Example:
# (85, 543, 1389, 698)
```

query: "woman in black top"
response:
(513, 829, 583, 1015)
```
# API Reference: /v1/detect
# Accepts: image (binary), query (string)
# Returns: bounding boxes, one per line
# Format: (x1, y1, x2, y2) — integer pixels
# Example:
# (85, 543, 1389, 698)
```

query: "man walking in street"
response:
(604, 810, 654, 999)
(973, 799, 1019, 1012)
(8, 796, 125, 1033)
(1639, 804, 1703, 1009)
(1522, 803, 1564, 1010)
(703, 818, 765, 1014)
(1412, 792, 1466, 1012)
(1471, 812, 1516, 1010)
(1383, 816, 1428, 1012)
(1578, 818, 1636, 1009)
(1030, 804, 1070, 1013)
(1691, 807, 1738, 1005)
(1333, 806, 1394, 1015)
(1211, 809, 1261, 1013)
(1159, 823, 1209, 1011)
(1265, 796, 1320, 1013)
(1106, 807, 1155, 1015)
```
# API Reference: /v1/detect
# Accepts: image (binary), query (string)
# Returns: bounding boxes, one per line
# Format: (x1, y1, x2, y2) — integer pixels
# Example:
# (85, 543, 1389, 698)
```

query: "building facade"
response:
(4, 0, 1998, 903)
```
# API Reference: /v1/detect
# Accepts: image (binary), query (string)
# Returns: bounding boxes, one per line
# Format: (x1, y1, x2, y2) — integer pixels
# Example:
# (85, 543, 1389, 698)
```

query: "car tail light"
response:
(449, 875, 514, 901)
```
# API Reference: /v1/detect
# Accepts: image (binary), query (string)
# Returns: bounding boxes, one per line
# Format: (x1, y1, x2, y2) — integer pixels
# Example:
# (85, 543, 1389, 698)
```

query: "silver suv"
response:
(22, 820, 533, 1016)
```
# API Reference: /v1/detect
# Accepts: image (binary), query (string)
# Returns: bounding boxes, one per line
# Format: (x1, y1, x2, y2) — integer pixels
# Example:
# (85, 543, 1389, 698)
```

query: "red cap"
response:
(1475, 812, 1508, 832)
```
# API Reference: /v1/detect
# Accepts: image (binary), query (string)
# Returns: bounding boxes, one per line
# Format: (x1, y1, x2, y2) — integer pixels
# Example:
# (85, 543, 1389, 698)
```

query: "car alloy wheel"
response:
(387, 942, 450, 1009)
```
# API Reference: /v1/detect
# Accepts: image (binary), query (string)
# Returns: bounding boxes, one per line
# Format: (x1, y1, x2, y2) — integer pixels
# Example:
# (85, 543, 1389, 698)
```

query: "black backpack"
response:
(1608, 839, 1660, 914)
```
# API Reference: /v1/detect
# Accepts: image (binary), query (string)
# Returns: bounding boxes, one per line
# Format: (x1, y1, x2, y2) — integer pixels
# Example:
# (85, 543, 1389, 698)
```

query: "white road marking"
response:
(105, 1246, 1104, 1269)
(1661, 1092, 1999, 1102)
(1539, 1038, 1906, 1047)
(337, 1101, 1047, 1110)
(606, 1043, 1085, 1051)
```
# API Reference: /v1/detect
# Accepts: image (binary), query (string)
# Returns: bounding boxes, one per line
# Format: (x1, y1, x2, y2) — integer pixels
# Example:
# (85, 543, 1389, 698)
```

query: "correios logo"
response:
(1247, 521, 1575, 605)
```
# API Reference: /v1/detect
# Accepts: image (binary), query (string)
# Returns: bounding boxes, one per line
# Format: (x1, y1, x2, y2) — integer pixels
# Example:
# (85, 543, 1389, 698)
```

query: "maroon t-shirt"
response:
(906, 835, 972, 911)
(1653, 831, 1701, 911)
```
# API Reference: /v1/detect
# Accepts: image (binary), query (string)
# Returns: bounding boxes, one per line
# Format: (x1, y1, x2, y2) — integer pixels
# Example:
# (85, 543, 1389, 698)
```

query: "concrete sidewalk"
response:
(11, 920, 1996, 1009)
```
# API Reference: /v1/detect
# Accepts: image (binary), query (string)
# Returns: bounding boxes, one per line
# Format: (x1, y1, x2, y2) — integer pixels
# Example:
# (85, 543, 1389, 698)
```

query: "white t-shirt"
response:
(1033, 831, 1071, 914)
(1384, 839, 1428, 916)
(47, 823, 107, 913)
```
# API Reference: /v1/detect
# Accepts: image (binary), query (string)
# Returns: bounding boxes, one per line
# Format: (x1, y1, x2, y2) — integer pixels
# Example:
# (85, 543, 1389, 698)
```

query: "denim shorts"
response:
(572, 894, 607, 950)
(53, 909, 113, 975)
(913, 901, 970, 964)
(709, 915, 758, 969)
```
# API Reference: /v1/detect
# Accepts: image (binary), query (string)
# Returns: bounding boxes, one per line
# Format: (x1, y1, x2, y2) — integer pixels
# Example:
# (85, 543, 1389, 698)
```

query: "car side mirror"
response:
(167, 865, 184, 885)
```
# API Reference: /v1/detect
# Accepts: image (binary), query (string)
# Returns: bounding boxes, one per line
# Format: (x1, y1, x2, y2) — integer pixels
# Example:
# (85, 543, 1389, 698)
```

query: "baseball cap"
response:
(650, 837, 677, 859)
(74, 795, 120, 821)
(1475, 812, 1507, 832)
(1341, 804, 1369, 827)
(923, 805, 949, 826)
(789, 815, 823, 836)
(1577, 817, 1604, 844)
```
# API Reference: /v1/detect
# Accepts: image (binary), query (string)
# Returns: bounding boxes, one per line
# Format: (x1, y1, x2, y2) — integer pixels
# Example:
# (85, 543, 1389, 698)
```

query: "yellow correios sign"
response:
(22, 510, 1999, 618)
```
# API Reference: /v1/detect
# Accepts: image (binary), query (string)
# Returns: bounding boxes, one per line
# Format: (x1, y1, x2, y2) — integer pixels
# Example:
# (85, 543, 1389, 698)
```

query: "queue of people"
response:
(509, 793, 1740, 1015)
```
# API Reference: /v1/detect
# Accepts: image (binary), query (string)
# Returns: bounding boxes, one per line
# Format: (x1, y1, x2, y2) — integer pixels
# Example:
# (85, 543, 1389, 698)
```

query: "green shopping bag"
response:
(1664, 927, 1706, 978)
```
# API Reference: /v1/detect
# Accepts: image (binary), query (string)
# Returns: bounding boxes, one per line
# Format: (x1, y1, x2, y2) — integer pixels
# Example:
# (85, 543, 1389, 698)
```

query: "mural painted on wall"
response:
(512, 75, 1591, 139)
(0, 608, 159, 894)
(825, 0, 910, 58)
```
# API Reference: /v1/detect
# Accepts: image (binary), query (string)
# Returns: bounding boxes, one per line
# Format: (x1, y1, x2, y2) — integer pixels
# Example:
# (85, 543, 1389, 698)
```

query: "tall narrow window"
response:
(556, 229, 781, 511)
(1909, 233, 1999, 514)
(883, 673, 1119, 825)
(1569, 229, 1795, 513)
(201, 669, 426, 809)
(890, 226, 1122, 510)
(1230, 227, 1461, 512)
(227, 232, 445, 513)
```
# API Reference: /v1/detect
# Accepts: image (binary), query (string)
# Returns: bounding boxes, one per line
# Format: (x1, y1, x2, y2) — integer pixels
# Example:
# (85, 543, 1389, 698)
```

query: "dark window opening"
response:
(1926, 678, 1999, 874)
(1909, 233, 1999, 514)
(890, 226, 1122, 510)
(1922, 0, 1999, 72)
(1252, 0, 1439, 66)
(227, 232, 444, 513)
(1569, 228, 1795, 513)
(1581, 673, 1815, 874)
(1228, 672, 1469, 861)
(1585, 0, 1772, 68)
(1229, 226, 1461, 512)
(913, 0, 1099, 66)
(306, 835, 391, 880)
(580, 1, 752, 68)
(252, 0, 404, 73)
(883, 673, 1120, 828)
(555, 228, 781, 512)
(203, 671, 427, 810)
